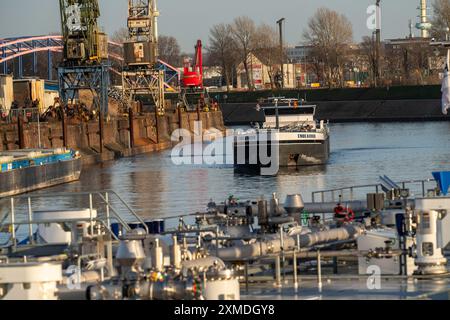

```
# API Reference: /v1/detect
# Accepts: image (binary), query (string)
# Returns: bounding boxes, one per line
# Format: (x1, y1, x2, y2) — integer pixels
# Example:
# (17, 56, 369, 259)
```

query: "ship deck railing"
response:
(0, 190, 148, 251)
(311, 178, 437, 203)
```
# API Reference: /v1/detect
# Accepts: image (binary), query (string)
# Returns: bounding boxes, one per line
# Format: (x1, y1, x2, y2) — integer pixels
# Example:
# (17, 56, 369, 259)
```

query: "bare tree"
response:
(158, 35, 181, 66)
(431, 0, 450, 40)
(361, 36, 378, 86)
(303, 7, 353, 87)
(253, 24, 281, 89)
(111, 27, 129, 44)
(231, 16, 257, 90)
(383, 40, 438, 86)
(208, 23, 238, 90)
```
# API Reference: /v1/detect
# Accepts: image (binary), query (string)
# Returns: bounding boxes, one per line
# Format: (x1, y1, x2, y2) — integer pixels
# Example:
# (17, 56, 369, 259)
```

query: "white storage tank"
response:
(34, 209, 98, 244)
(0, 262, 62, 300)
(204, 278, 240, 300)
(357, 228, 416, 276)
(204, 269, 240, 300)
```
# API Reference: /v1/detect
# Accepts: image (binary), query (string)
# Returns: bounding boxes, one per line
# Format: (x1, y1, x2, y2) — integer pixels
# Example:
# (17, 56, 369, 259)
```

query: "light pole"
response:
(303, 48, 307, 88)
(375, 0, 381, 87)
(277, 18, 286, 89)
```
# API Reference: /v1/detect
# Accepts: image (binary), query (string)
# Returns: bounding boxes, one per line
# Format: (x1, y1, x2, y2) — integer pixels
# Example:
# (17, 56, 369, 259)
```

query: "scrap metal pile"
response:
(40, 98, 98, 122)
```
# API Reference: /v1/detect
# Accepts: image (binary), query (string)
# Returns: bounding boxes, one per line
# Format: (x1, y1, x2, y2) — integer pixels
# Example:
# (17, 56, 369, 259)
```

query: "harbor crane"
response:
(59, 0, 107, 64)
(121, 0, 165, 116)
(179, 40, 214, 112)
(58, 0, 109, 114)
(181, 40, 203, 89)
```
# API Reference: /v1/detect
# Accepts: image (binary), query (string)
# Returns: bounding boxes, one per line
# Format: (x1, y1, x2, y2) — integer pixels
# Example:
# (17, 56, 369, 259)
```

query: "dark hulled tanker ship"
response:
(234, 99, 330, 173)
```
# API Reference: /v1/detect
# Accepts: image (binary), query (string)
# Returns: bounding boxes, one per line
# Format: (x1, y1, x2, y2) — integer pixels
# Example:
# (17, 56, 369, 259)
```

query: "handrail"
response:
(4, 217, 116, 226)
(0, 190, 148, 248)
(5, 189, 120, 199)
(97, 220, 120, 242)
(312, 179, 436, 195)
(98, 191, 149, 234)
(1, 219, 120, 246)
(311, 178, 437, 203)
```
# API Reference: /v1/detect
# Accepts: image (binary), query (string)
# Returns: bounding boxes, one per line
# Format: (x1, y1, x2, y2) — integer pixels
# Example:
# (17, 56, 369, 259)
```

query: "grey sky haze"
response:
(0, 0, 421, 51)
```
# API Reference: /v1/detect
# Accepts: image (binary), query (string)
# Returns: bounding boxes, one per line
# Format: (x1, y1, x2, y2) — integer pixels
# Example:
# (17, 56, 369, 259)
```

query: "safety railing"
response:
(0, 190, 148, 250)
(311, 178, 437, 203)
(1, 107, 41, 124)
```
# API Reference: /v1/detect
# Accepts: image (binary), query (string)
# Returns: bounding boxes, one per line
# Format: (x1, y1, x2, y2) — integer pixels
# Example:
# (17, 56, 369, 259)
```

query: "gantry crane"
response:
(59, 0, 108, 63)
(58, 0, 109, 113)
(121, 0, 165, 116)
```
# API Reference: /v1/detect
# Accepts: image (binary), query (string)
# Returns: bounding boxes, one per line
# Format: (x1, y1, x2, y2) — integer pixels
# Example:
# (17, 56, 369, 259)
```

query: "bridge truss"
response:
(0, 35, 179, 90)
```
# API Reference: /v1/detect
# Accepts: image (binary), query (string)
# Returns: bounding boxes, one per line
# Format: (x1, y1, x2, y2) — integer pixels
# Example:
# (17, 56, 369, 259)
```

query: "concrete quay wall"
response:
(0, 110, 226, 165)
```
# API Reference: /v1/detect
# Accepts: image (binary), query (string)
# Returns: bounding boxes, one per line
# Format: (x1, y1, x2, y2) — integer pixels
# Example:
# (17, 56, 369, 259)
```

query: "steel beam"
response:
(122, 69, 165, 115)
(0, 35, 178, 92)
(48, 49, 53, 80)
(58, 64, 110, 113)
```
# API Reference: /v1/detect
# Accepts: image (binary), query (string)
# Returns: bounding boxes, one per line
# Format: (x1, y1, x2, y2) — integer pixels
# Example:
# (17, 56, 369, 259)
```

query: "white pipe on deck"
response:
(181, 256, 226, 271)
(216, 225, 364, 261)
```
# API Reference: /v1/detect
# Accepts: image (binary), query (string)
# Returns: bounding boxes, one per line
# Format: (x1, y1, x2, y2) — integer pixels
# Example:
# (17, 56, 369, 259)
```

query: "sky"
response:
(0, 0, 421, 51)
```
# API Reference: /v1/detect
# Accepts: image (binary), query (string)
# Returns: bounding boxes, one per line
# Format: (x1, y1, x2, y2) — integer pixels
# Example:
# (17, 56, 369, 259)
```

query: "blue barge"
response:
(0, 148, 82, 197)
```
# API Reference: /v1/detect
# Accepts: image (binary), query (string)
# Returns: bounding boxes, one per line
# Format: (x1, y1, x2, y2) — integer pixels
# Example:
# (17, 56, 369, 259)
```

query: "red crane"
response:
(178, 39, 219, 112)
(182, 40, 203, 88)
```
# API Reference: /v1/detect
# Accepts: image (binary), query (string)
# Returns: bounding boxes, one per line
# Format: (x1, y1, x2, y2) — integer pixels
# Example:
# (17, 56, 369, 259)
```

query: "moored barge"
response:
(0, 148, 82, 197)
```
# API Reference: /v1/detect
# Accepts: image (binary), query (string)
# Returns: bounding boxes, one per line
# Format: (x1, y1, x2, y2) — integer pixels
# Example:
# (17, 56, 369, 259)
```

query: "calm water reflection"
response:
(29, 122, 450, 219)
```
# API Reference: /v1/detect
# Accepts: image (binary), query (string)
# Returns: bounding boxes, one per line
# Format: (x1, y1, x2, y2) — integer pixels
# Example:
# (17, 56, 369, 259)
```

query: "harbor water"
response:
(4, 122, 450, 222)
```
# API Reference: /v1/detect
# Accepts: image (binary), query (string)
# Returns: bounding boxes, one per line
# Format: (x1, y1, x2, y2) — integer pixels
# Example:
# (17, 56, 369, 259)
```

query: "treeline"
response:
(7, 1, 450, 90)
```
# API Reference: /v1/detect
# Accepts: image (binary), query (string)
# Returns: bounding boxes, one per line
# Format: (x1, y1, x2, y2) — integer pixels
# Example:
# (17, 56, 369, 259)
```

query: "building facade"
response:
(383, 37, 443, 85)
(236, 52, 300, 89)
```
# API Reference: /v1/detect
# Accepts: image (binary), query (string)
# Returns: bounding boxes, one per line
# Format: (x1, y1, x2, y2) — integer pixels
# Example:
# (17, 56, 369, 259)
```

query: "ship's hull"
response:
(234, 136, 330, 173)
(0, 157, 82, 198)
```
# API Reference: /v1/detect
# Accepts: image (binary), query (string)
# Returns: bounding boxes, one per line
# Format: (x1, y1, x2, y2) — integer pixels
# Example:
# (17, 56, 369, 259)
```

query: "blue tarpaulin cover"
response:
(432, 172, 450, 195)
